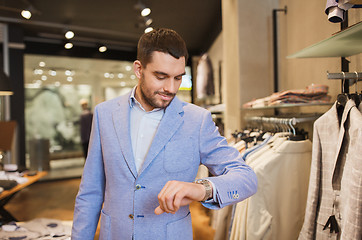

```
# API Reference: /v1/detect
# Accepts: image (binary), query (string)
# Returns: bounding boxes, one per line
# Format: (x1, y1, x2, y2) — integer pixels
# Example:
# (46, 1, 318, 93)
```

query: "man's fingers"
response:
(158, 181, 180, 213)
(156, 180, 204, 215)
(154, 206, 165, 215)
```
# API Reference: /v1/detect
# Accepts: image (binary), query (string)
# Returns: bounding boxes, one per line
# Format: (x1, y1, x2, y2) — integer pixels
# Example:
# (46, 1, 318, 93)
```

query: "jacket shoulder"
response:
(95, 93, 129, 111)
(181, 101, 209, 116)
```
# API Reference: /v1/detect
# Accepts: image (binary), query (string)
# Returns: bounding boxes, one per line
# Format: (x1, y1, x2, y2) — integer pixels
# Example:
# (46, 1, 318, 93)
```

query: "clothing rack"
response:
(327, 71, 362, 95)
(245, 115, 318, 126)
(244, 115, 318, 137)
(327, 71, 362, 81)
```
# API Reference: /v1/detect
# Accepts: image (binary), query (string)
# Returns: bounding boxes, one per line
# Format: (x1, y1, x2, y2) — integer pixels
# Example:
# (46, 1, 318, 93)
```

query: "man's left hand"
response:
(154, 180, 206, 215)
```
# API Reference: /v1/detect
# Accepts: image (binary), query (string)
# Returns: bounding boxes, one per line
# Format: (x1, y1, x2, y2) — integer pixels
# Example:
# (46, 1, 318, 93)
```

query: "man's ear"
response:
(133, 60, 142, 79)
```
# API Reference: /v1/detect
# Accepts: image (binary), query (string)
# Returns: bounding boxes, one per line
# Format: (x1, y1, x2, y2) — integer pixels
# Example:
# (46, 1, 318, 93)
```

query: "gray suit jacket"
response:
(71, 93, 257, 240)
(299, 99, 362, 239)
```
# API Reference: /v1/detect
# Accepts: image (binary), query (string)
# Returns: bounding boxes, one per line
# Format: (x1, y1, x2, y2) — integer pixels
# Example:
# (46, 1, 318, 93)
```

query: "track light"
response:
(141, 7, 151, 17)
(21, 9, 32, 19)
(64, 42, 73, 49)
(145, 27, 153, 33)
(144, 17, 153, 27)
(65, 30, 74, 39)
(98, 45, 107, 52)
(21, 3, 39, 20)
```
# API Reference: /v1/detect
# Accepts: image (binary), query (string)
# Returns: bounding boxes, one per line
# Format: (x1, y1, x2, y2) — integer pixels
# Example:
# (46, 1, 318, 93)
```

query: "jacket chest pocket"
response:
(163, 137, 198, 173)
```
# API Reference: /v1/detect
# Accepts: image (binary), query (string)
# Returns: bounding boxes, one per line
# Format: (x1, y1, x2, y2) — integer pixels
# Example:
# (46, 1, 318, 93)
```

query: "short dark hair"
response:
(137, 28, 188, 67)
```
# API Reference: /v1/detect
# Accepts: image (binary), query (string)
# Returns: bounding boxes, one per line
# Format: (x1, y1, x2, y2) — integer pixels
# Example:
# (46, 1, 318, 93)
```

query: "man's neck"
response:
(134, 86, 154, 112)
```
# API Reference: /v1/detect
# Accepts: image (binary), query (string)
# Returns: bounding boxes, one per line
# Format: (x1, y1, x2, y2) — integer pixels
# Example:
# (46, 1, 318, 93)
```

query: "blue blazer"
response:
(72, 92, 257, 240)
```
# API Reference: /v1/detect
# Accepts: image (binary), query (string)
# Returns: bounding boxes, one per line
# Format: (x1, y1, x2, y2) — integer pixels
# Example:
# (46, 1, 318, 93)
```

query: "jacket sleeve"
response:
(72, 106, 105, 240)
(298, 123, 321, 239)
(198, 111, 257, 209)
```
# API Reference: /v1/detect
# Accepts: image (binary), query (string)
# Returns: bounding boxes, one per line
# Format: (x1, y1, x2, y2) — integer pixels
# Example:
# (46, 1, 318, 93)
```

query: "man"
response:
(72, 28, 257, 240)
(79, 99, 93, 159)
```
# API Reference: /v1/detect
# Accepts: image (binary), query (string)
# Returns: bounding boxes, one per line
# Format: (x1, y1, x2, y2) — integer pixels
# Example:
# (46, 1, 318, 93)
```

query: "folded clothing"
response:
(243, 84, 331, 108)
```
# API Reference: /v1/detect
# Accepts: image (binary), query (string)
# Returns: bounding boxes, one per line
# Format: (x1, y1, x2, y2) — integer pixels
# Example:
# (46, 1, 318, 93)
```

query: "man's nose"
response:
(163, 79, 177, 93)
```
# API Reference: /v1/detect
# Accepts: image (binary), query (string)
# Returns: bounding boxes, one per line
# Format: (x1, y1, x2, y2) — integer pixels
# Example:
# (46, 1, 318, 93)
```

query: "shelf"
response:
(242, 102, 333, 110)
(287, 21, 362, 58)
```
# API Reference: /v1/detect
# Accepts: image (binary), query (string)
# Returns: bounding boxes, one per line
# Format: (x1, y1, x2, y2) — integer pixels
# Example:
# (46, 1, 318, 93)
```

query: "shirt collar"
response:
(129, 86, 164, 113)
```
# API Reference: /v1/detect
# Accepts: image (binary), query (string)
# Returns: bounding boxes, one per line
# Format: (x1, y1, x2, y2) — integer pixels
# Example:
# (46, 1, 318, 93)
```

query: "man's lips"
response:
(157, 92, 174, 101)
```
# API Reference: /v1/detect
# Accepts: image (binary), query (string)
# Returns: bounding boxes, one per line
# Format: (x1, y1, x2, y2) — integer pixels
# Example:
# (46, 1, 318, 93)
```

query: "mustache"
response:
(155, 91, 176, 97)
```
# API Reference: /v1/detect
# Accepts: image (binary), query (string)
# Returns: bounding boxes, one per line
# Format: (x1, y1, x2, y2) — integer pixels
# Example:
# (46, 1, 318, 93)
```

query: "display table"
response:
(0, 171, 47, 223)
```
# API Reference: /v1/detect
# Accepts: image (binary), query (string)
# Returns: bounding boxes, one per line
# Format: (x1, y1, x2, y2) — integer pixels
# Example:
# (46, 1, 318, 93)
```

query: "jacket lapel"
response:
(332, 99, 355, 189)
(139, 97, 184, 175)
(112, 93, 138, 179)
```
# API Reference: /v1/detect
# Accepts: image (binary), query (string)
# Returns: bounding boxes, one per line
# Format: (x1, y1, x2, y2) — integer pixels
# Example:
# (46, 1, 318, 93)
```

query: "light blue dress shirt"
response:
(129, 87, 217, 202)
(129, 87, 165, 173)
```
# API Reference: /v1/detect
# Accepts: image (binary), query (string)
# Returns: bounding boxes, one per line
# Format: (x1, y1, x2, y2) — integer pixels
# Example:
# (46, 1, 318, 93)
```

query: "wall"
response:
(220, 0, 361, 138)
(222, 0, 278, 136)
(279, 0, 362, 100)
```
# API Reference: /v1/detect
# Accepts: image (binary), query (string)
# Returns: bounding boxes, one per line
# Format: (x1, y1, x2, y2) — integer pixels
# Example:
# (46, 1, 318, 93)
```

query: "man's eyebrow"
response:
(176, 72, 186, 77)
(175, 72, 186, 78)
(153, 71, 186, 77)
(154, 71, 168, 76)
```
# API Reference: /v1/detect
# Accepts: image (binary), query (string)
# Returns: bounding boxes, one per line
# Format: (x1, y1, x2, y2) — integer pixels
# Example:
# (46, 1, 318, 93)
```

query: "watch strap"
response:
(193, 179, 213, 202)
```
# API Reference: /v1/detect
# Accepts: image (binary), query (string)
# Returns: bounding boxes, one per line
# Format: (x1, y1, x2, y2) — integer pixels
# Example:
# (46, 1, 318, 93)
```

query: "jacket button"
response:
(129, 214, 134, 219)
(135, 184, 141, 190)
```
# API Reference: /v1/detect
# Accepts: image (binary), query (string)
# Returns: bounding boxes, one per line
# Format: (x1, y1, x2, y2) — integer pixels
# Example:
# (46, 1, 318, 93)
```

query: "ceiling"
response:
(0, 0, 221, 88)
(0, 0, 222, 56)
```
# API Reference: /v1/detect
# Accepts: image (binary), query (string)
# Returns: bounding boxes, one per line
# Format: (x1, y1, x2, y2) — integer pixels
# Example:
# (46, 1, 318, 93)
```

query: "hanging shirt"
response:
(129, 87, 165, 173)
(230, 138, 312, 240)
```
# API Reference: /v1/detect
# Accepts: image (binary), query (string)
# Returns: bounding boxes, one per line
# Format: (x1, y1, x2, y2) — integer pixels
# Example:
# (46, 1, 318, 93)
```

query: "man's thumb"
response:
(154, 206, 164, 215)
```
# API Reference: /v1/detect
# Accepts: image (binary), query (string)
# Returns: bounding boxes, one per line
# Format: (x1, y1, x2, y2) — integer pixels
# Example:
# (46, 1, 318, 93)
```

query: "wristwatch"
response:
(193, 179, 213, 202)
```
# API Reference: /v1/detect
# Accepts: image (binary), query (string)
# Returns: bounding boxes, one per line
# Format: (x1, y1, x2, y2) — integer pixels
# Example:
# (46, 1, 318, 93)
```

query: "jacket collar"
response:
(112, 92, 185, 178)
(138, 96, 185, 175)
(332, 99, 355, 189)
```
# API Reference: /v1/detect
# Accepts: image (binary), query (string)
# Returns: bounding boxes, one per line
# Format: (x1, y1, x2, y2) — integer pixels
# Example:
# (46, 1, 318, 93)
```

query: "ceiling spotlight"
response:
(39, 61, 46, 67)
(145, 17, 153, 27)
(145, 27, 153, 33)
(34, 69, 43, 75)
(141, 7, 151, 17)
(65, 70, 72, 76)
(64, 42, 73, 49)
(21, 9, 32, 19)
(67, 77, 73, 82)
(99, 45, 107, 52)
(49, 70, 57, 76)
(65, 30, 74, 39)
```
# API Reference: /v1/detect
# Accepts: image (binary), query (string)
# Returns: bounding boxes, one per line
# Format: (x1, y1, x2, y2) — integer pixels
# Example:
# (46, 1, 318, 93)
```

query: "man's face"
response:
(134, 51, 186, 111)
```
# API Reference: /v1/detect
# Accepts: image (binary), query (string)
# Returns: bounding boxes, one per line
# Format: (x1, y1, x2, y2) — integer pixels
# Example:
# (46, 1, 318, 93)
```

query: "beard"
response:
(139, 76, 176, 109)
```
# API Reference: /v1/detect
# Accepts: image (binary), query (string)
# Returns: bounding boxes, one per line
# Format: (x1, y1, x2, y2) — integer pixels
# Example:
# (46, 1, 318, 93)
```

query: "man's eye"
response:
(156, 75, 166, 80)
(175, 76, 182, 81)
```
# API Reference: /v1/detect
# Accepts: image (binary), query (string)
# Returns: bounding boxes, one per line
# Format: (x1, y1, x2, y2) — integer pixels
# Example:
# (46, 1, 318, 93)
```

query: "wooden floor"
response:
(4, 178, 215, 239)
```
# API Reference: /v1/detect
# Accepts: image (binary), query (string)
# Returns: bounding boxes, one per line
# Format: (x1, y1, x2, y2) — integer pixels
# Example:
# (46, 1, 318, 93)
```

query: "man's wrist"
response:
(193, 179, 213, 202)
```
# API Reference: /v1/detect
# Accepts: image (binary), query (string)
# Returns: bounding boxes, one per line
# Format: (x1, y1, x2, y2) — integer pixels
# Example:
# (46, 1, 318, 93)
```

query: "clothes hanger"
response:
(287, 118, 307, 141)
(336, 72, 349, 122)
(349, 71, 360, 108)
